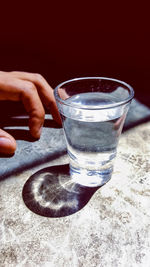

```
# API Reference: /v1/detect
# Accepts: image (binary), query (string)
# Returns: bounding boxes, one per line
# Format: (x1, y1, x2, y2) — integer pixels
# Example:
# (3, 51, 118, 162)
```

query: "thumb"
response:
(0, 129, 17, 155)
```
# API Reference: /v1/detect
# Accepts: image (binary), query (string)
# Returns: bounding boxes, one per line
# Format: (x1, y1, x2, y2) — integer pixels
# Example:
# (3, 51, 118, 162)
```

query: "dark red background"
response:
(0, 1, 149, 105)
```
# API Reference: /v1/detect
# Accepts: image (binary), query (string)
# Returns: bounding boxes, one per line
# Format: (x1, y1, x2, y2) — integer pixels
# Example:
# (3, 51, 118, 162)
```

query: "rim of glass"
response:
(54, 77, 134, 110)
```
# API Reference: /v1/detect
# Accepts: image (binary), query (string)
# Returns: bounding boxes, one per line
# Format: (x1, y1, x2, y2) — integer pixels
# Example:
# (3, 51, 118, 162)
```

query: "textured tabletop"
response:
(0, 99, 150, 267)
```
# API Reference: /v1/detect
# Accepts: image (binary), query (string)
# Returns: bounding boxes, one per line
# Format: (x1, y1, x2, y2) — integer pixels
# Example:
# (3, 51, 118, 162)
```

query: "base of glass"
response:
(70, 165, 113, 187)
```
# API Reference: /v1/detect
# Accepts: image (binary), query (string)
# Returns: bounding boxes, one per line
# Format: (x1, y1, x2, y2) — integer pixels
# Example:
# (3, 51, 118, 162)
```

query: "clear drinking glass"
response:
(54, 77, 134, 187)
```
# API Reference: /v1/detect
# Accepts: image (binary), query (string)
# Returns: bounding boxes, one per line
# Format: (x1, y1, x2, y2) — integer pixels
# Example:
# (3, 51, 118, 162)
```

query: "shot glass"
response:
(54, 77, 134, 187)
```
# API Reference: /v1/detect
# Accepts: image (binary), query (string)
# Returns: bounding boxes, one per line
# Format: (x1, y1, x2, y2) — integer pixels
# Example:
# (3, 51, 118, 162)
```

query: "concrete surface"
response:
(0, 99, 150, 267)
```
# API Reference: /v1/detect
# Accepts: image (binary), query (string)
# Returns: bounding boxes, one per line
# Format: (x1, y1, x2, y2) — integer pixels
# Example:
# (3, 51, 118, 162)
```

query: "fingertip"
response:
(31, 128, 42, 139)
(29, 121, 43, 139)
(0, 137, 17, 155)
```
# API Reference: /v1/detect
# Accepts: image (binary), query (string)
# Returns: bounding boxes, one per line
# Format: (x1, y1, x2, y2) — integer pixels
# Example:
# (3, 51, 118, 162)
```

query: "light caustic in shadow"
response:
(22, 164, 100, 217)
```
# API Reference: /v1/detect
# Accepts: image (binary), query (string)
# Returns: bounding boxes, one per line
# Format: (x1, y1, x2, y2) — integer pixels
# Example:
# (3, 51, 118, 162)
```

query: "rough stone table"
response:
(0, 100, 150, 267)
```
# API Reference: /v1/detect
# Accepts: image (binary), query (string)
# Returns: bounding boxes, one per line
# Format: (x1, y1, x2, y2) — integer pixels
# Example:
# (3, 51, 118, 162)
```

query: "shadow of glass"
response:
(22, 164, 101, 218)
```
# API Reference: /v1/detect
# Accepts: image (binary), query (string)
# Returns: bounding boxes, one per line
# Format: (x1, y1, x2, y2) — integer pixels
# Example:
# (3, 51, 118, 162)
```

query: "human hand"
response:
(0, 71, 61, 155)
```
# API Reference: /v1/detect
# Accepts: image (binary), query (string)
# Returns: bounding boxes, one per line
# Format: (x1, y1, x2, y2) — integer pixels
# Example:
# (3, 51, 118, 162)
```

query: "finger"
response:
(10, 71, 62, 124)
(0, 78, 45, 138)
(20, 81, 45, 138)
(0, 129, 16, 155)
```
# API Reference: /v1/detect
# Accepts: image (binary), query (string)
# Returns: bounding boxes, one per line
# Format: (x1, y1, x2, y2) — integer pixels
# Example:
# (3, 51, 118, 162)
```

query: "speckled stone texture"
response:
(0, 99, 150, 267)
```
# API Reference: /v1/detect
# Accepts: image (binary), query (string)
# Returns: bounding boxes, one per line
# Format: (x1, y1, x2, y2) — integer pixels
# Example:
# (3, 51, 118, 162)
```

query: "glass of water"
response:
(54, 77, 134, 187)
